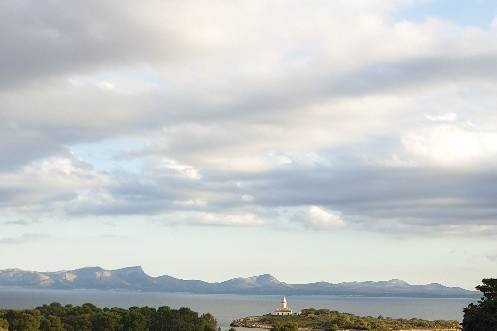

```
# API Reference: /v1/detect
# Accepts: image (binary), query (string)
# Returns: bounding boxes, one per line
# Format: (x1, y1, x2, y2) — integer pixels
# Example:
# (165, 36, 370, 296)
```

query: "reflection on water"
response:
(0, 287, 475, 329)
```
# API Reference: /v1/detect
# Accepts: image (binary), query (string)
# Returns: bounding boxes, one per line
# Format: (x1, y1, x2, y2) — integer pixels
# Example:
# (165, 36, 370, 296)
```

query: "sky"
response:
(1, 0, 497, 290)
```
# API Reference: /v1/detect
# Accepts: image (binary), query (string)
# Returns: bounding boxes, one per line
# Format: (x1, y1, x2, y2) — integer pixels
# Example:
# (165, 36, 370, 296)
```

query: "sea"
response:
(0, 287, 476, 330)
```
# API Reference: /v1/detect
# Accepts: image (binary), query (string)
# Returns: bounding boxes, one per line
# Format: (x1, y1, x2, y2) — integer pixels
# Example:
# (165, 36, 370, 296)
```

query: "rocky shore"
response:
(230, 316, 272, 329)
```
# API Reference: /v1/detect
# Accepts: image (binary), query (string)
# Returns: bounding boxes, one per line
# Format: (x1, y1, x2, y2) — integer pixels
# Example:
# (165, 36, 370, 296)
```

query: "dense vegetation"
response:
(462, 278, 497, 331)
(232, 308, 460, 330)
(271, 321, 299, 331)
(0, 303, 219, 331)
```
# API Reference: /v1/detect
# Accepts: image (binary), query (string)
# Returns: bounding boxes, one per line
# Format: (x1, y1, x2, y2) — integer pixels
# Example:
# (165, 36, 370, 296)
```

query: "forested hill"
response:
(0, 266, 478, 298)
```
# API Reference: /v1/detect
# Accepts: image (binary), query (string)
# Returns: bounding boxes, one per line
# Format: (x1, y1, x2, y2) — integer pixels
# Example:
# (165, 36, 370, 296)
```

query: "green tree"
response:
(121, 307, 151, 331)
(327, 322, 339, 331)
(462, 278, 497, 331)
(92, 311, 119, 331)
(40, 315, 64, 331)
(0, 303, 219, 331)
(0, 318, 8, 331)
(71, 314, 93, 331)
(198, 313, 218, 331)
(5, 310, 41, 331)
(476, 278, 497, 300)
(272, 321, 298, 331)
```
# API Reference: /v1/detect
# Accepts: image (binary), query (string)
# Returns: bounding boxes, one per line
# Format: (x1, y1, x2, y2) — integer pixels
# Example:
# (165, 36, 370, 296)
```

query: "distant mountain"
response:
(0, 266, 478, 298)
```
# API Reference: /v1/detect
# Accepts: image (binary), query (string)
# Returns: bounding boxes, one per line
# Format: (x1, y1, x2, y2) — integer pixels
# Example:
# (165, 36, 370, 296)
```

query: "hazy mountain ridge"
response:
(0, 266, 478, 298)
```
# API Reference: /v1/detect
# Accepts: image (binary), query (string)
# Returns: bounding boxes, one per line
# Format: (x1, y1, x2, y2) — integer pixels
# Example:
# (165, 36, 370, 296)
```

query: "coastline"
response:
(230, 309, 461, 331)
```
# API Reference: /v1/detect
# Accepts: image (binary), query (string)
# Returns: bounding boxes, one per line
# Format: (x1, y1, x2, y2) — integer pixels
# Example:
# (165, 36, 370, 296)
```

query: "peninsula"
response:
(230, 308, 460, 330)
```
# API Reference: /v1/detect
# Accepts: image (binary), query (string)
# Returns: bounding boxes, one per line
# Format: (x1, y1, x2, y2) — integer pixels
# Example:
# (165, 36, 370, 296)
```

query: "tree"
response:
(462, 278, 497, 331)
(5, 310, 41, 331)
(476, 278, 497, 300)
(92, 311, 119, 331)
(121, 307, 151, 331)
(0, 319, 8, 331)
(198, 313, 218, 331)
(327, 323, 339, 331)
(40, 315, 64, 331)
(0, 303, 219, 331)
(71, 314, 93, 331)
(272, 321, 298, 331)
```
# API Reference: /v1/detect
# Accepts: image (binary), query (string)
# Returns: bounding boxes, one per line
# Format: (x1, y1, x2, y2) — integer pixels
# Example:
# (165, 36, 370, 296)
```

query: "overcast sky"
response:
(1, 0, 497, 289)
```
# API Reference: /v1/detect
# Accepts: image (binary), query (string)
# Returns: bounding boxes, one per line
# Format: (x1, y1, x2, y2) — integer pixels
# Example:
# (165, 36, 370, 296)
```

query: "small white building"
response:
(273, 297, 293, 316)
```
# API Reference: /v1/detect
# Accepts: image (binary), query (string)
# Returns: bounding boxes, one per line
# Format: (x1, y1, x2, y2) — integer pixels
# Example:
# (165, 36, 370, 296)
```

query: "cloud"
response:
(1, 1, 497, 237)
(3, 220, 31, 226)
(3, 1, 496, 171)
(487, 254, 497, 262)
(0, 233, 51, 245)
(2, 136, 497, 236)
(492, 16, 497, 29)
(402, 125, 497, 166)
(0, 0, 192, 89)
(0, 156, 110, 213)
(307, 206, 346, 230)
(164, 211, 266, 227)
(157, 158, 201, 180)
(425, 113, 457, 122)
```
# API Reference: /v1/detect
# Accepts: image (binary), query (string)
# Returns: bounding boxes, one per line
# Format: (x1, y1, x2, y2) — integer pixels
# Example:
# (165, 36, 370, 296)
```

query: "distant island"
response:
(231, 297, 460, 330)
(230, 308, 460, 330)
(232, 278, 497, 331)
(0, 266, 478, 298)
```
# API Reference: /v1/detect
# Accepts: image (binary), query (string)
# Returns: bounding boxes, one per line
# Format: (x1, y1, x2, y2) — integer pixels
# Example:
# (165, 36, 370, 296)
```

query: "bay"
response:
(0, 288, 476, 329)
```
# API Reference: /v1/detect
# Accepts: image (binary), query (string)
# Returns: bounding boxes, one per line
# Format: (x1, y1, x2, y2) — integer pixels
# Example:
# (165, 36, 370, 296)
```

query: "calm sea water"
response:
(0, 288, 476, 329)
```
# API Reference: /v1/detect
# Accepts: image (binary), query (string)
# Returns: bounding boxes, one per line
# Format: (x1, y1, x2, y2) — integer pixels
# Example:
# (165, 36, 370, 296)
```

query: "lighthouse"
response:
(273, 297, 293, 315)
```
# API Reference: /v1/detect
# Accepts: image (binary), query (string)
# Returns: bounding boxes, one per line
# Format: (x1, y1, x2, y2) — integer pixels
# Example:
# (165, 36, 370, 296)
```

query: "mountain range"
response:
(0, 266, 478, 298)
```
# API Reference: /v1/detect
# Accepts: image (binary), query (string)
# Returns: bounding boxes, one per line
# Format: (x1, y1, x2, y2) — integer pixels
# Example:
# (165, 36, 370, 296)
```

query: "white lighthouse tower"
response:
(273, 296, 292, 315)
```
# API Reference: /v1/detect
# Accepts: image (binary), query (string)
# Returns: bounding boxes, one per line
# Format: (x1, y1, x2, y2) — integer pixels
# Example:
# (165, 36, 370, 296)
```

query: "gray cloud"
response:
(487, 254, 497, 262)
(1, 1, 497, 237)
(0, 233, 51, 245)
(3, 220, 31, 226)
(21, 155, 494, 234)
(0, 1, 188, 89)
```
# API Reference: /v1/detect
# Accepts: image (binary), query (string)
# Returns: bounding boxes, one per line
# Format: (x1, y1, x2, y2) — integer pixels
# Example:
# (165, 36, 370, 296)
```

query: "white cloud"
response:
(0, 157, 111, 213)
(402, 125, 497, 167)
(173, 199, 208, 207)
(241, 194, 255, 202)
(167, 211, 266, 227)
(96, 81, 115, 90)
(492, 16, 497, 29)
(307, 206, 345, 230)
(158, 158, 201, 179)
(424, 113, 457, 122)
